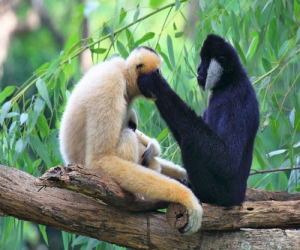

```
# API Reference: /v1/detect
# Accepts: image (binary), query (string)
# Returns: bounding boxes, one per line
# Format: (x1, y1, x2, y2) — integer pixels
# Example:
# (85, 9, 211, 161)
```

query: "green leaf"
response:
(90, 48, 107, 54)
(167, 35, 175, 68)
(199, 0, 205, 10)
(175, 0, 181, 11)
(157, 48, 172, 71)
(289, 108, 295, 128)
(0, 86, 15, 104)
(34, 62, 50, 75)
(157, 128, 169, 141)
(20, 113, 28, 126)
(119, 7, 127, 24)
(246, 36, 258, 60)
(116, 41, 129, 58)
(72, 236, 90, 247)
(9, 121, 17, 134)
(133, 5, 140, 22)
(36, 78, 52, 112)
(102, 22, 111, 35)
(257, 76, 270, 93)
(278, 39, 292, 57)
(126, 29, 135, 51)
(36, 113, 50, 137)
(15, 138, 23, 153)
(30, 135, 53, 166)
(173, 22, 177, 31)
(149, 0, 164, 7)
(38, 225, 49, 246)
(0, 100, 11, 125)
(230, 11, 239, 41)
(135, 32, 155, 45)
(175, 31, 184, 38)
(102, 23, 115, 45)
(261, 57, 272, 71)
(44, 57, 61, 81)
(62, 231, 70, 250)
(87, 37, 94, 49)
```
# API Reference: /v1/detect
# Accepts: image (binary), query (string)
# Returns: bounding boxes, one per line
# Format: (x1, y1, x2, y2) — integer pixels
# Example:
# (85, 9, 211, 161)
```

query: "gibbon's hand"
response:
(141, 140, 161, 167)
(138, 69, 169, 99)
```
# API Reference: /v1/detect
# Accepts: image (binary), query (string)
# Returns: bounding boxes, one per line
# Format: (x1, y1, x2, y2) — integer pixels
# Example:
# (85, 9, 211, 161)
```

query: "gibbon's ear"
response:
(126, 46, 163, 76)
(136, 63, 144, 73)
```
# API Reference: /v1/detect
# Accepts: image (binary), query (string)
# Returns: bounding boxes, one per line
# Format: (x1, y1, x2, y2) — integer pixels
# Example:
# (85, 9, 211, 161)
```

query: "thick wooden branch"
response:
(1, 164, 300, 249)
(34, 164, 168, 212)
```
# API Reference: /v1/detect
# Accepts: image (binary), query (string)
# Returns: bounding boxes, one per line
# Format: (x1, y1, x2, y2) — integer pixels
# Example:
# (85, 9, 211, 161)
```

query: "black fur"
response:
(138, 34, 259, 206)
(128, 120, 137, 132)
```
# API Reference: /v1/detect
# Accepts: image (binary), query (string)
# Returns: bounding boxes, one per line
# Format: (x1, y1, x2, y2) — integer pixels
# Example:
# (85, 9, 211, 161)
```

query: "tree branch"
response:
(250, 166, 300, 175)
(1, 164, 300, 249)
(34, 164, 168, 212)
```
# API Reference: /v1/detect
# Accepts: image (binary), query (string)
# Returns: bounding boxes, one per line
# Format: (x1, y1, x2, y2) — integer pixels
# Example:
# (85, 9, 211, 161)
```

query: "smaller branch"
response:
(250, 166, 300, 176)
(35, 164, 168, 212)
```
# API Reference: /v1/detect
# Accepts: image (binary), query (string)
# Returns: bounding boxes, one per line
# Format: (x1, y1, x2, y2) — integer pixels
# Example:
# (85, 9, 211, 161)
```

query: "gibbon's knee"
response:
(157, 158, 188, 181)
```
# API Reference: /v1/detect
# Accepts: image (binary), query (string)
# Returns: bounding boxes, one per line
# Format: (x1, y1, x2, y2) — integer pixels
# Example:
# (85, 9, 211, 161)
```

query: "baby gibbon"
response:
(59, 46, 202, 234)
(120, 108, 188, 180)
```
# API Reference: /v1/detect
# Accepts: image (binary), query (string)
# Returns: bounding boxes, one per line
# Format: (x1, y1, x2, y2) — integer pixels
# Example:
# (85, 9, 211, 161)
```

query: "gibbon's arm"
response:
(137, 70, 246, 178)
(135, 129, 187, 181)
(90, 155, 202, 234)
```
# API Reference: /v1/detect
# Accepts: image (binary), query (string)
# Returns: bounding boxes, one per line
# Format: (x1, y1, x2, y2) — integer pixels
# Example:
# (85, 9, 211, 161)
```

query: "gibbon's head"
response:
(197, 34, 243, 91)
(125, 46, 163, 96)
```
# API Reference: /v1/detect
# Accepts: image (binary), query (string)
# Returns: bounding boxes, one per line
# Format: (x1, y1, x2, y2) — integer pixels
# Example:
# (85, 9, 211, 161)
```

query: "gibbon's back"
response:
(59, 57, 127, 165)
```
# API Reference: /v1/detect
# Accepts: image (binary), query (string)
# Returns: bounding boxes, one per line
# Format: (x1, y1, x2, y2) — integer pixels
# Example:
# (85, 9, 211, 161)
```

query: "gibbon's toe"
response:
(181, 204, 203, 235)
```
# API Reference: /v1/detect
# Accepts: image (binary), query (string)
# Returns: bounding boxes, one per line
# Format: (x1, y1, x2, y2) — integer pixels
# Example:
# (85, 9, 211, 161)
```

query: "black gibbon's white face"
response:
(197, 57, 224, 91)
(204, 59, 223, 90)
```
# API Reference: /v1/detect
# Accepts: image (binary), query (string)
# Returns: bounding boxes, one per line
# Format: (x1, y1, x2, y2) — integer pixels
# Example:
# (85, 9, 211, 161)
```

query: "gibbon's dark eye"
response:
(218, 56, 226, 63)
(128, 120, 137, 132)
(136, 64, 144, 70)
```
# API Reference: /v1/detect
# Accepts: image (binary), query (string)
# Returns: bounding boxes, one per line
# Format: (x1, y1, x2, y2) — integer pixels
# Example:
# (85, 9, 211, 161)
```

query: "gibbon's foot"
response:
(141, 140, 160, 167)
(182, 203, 203, 235)
(179, 178, 192, 188)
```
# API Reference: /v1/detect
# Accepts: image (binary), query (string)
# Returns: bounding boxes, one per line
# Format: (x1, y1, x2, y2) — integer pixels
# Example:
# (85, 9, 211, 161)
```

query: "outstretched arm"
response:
(138, 70, 201, 144)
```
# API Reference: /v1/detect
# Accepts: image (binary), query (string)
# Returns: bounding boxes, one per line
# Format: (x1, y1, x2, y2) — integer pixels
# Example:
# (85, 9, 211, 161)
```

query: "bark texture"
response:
(1, 164, 300, 250)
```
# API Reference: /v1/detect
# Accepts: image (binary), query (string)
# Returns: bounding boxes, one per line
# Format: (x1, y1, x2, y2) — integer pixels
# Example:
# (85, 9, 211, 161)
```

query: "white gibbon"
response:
(59, 46, 202, 234)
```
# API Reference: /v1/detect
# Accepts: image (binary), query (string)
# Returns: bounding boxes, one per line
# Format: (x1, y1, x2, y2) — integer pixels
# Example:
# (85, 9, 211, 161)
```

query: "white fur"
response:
(59, 47, 202, 234)
(205, 59, 223, 90)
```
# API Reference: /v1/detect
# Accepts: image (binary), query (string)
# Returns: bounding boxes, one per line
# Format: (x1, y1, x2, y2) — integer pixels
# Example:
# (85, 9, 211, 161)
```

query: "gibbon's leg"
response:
(136, 130, 187, 179)
(137, 140, 162, 172)
(89, 155, 202, 235)
(116, 128, 139, 163)
(155, 157, 187, 182)
(135, 129, 161, 171)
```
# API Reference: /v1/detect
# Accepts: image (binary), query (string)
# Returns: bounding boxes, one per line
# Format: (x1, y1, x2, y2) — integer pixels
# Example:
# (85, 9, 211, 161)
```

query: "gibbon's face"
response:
(197, 34, 236, 91)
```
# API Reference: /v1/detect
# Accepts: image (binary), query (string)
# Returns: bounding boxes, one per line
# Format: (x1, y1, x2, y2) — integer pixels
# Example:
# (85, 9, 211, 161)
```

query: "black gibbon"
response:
(59, 46, 202, 234)
(137, 34, 260, 206)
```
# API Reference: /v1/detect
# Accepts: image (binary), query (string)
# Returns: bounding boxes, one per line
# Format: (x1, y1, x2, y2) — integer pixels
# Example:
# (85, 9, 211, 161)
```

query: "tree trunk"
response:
(1, 164, 300, 250)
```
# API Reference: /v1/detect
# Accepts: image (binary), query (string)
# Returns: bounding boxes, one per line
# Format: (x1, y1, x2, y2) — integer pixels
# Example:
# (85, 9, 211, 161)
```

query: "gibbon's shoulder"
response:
(74, 56, 126, 90)
(85, 56, 126, 81)
(126, 46, 163, 75)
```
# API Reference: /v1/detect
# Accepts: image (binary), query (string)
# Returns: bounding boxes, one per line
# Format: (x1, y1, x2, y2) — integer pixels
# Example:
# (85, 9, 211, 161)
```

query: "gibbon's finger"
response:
(181, 204, 203, 235)
(141, 143, 156, 167)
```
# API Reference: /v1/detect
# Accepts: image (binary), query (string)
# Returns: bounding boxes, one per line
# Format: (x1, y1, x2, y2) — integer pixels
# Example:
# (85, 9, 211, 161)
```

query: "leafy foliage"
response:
(0, 0, 299, 249)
